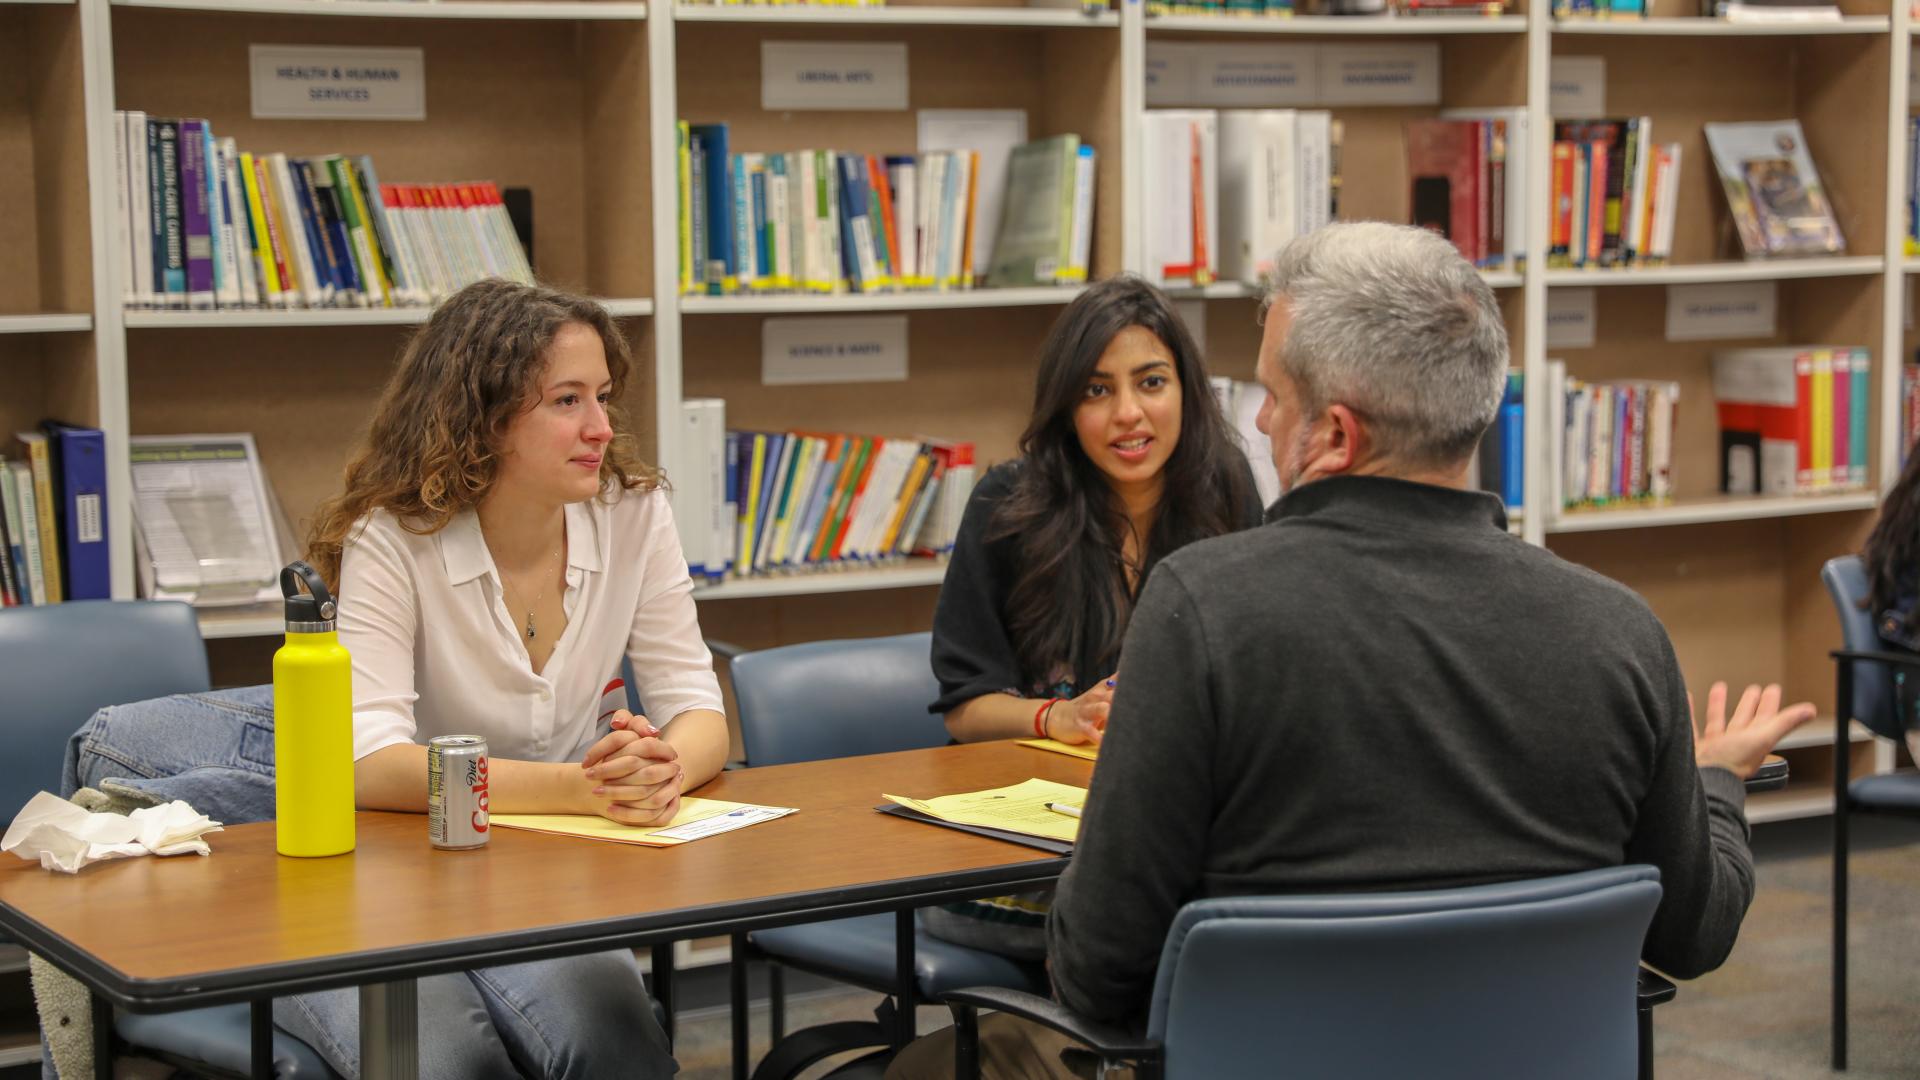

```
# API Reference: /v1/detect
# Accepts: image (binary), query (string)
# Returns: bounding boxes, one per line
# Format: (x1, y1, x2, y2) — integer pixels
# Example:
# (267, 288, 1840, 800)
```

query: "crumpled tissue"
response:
(1, 791, 223, 873)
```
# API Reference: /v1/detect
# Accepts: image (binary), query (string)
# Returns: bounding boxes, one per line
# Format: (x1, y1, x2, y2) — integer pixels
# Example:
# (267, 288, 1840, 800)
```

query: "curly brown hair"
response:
(305, 279, 660, 590)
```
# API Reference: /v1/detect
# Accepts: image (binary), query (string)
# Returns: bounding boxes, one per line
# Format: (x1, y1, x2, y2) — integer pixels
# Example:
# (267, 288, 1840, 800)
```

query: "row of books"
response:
(1547, 119, 1680, 271)
(1550, 0, 1646, 16)
(1143, 110, 1340, 288)
(678, 126, 1094, 295)
(0, 425, 110, 608)
(1712, 347, 1872, 496)
(1903, 362, 1920, 463)
(1147, 0, 1511, 12)
(1406, 110, 1529, 274)
(1472, 372, 1526, 510)
(1541, 363, 1680, 511)
(113, 112, 533, 311)
(1902, 117, 1920, 258)
(673, 400, 979, 581)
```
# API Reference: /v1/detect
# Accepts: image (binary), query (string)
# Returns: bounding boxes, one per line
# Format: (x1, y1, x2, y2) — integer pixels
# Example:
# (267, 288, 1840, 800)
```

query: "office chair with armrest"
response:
(718, 632, 1049, 1080)
(943, 866, 1664, 1080)
(0, 599, 335, 1078)
(1819, 555, 1920, 1070)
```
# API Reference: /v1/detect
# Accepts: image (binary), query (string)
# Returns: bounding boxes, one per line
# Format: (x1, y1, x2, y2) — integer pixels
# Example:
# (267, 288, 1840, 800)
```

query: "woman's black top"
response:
(928, 459, 1266, 715)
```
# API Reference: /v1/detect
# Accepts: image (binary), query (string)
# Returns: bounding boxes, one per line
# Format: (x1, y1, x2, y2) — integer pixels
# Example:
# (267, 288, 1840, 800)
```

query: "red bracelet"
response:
(1033, 698, 1060, 739)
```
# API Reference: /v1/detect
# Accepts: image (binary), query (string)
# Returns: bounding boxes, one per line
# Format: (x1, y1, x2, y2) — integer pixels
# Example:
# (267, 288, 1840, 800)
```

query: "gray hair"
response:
(1261, 222, 1509, 468)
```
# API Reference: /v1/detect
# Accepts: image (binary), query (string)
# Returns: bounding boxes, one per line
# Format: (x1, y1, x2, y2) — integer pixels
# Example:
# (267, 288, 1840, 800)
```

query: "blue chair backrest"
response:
(729, 632, 947, 766)
(0, 600, 211, 825)
(1145, 866, 1663, 1080)
(1822, 554, 1903, 741)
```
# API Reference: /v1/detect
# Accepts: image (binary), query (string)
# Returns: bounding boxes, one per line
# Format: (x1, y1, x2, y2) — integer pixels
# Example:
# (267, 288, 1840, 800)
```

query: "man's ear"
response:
(1317, 404, 1370, 476)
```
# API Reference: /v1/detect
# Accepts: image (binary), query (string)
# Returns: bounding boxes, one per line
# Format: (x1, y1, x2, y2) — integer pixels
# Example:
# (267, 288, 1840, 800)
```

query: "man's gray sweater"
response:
(1048, 475, 1754, 1025)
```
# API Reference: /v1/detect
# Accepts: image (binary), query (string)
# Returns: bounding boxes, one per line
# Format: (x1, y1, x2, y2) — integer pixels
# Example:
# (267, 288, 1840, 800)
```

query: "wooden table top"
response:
(0, 742, 1090, 1008)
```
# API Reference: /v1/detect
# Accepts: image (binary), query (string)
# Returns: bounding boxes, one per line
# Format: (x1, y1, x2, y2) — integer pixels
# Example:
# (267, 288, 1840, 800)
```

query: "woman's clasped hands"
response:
(579, 711, 683, 826)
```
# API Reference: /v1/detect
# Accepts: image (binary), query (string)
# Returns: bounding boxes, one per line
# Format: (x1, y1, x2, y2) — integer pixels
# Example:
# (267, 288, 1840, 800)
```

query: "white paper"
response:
(763, 316, 909, 385)
(1665, 281, 1778, 342)
(918, 109, 1028, 272)
(648, 804, 795, 843)
(1551, 56, 1607, 119)
(761, 42, 908, 112)
(1187, 44, 1318, 108)
(2, 793, 222, 874)
(1317, 44, 1439, 108)
(130, 434, 282, 607)
(250, 45, 426, 121)
(1546, 288, 1597, 349)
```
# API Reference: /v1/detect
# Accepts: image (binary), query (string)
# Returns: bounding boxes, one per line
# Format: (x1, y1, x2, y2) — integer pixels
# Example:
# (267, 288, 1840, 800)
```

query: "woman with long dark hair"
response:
(1861, 448, 1920, 762)
(923, 275, 1262, 957)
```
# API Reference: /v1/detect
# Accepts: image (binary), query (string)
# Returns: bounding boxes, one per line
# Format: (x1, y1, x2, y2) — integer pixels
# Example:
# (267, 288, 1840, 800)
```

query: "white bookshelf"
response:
(676, 4, 1116, 27)
(1170, 270, 1521, 301)
(1548, 492, 1882, 533)
(109, 0, 649, 19)
(1542, 256, 1885, 287)
(196, 607, 283, 640)
(1145, 12, 1526, 33)
(680, 287, 1083, 315)
(1551, 14, 1889, 34)
(1775, 716, 1877, 752)
(0, 313, 90, 333)
(124, 299, 653, 329)
(1746, 788, 1838, 825)
(691, 560, 947, 601)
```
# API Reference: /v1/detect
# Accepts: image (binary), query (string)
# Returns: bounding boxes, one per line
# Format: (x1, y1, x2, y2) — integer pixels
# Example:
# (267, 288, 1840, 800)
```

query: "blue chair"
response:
(1819, 555, 1920, 1070)
(943, 866, 1664, 1080)
(718, 632, 1049, 1080)
(0, 599, 336, 1078)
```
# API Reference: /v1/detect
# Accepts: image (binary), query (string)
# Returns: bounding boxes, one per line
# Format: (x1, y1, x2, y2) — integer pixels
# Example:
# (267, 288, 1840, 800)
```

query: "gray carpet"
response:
(671, 814, 1920, 1079)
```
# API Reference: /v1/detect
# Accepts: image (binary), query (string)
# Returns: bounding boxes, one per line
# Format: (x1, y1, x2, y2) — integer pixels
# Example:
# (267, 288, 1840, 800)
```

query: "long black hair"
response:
(1865, 446, 1920, 633)
(988, 275, 1253, 683)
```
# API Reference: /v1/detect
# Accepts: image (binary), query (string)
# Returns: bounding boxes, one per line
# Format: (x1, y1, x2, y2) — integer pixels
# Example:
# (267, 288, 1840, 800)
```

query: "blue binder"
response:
(42, 422, 109, 600)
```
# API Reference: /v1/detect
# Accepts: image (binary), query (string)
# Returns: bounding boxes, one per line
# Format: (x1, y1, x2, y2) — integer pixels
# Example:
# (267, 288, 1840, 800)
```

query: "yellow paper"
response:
(882, 778, 1087, 844)
(1016, 737, 1099, 762)
(490, 798, 790, 847)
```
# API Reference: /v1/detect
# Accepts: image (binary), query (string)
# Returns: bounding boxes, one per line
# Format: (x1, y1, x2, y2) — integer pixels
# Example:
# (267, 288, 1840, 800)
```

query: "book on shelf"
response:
(1703, 120, 1844, 261)
(1903, 362, 1920, 466)
(0, 423, 111, 608)
(1546, 119, 1679, 272)
(1553, 0, 1642, 18)
(1143, 111, 1224, 289)
(1398, 0, 1511, 14)
(1470, 371, 1525, 510)
(115, 111, 534, 312)
(1209, 377, 1281, 508)
(1407, 118, 1516, 273)
(677, 125, 1092, 297)
(1544, 360, 1679, 513)
(1145, 0, 1294, 14)
(1902, 118, 1920, 258)
(1703, 0, 1841, 20)
(671, 400, 977, 583)
(1216, 110, 1338, 288)
(1711, 347, 1871, 496)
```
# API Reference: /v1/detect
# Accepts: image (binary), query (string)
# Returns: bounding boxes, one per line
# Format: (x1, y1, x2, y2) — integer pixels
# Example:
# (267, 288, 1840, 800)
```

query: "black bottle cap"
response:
(281, 561, 337, 628)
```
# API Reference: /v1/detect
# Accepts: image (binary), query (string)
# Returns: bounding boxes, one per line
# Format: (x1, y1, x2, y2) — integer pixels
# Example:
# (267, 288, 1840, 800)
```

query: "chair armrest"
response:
(940, 987, 1160, 1061)
(707, 638, 746, 661)
(1638, 968, 1677, 1010)
(1830, 648, 1920, 671)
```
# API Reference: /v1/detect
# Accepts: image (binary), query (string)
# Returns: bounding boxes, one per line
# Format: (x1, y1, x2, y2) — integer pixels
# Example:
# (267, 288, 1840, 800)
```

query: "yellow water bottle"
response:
(274, 561, 356, 857)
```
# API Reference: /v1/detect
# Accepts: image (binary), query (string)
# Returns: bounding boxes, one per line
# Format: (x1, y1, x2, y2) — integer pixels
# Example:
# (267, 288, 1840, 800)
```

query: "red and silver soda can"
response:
(427, 735, 490, 850)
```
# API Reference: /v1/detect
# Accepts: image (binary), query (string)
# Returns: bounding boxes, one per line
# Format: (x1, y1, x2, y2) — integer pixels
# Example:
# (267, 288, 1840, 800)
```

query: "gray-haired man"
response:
(889, 222, 1814, 1079)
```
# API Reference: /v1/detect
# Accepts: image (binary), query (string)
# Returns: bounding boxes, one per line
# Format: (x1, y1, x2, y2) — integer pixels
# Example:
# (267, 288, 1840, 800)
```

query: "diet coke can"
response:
(428, 735, 490, 850)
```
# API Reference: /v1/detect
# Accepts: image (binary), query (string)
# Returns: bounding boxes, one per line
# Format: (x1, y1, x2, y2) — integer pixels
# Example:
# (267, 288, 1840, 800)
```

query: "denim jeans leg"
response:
(466, 950, 677, 1080)
(275, 974, 522, 1080)
(62, 685, 279, 824)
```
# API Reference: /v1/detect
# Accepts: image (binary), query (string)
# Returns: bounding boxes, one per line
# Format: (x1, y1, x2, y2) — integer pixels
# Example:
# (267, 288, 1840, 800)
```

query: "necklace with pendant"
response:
(500, 547, 562, 641)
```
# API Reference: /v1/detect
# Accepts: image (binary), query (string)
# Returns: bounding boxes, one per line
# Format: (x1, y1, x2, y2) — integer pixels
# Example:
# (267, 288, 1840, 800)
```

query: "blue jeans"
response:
(64, 686, 677, 1080)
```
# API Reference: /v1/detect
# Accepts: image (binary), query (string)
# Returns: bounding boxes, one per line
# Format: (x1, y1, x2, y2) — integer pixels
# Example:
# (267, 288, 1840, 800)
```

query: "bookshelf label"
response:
(763, 316, 909, 385)
(1547, 288, 1595, 349)
(1550, 56, 1606, 119)
(1145, 43, 1199, 108)
(1665, 281, 1776, 342)
(1318, 44, 1438, 108)
(761, 42, 909, 112)
(248, 45, 426, 121)
(1186, 44, 1318, 108)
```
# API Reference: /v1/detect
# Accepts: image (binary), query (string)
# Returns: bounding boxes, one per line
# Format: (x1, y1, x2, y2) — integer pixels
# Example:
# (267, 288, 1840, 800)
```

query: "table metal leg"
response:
(90, 993, 112, 1080)
(252, 998, 274, 1078)
(730, 932, 751, 1080)
(893, 910, 917, 1051)
(651, 942, 677, 1046)
(360, 980, 419, 1080)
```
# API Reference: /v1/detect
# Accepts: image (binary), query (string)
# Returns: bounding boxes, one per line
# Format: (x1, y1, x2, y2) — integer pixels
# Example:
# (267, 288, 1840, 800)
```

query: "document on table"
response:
(881, 778, 1086, 844)
(490, 798, 796, 847)
(1015, 737, 1099, 762)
